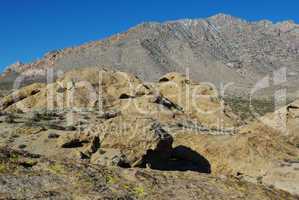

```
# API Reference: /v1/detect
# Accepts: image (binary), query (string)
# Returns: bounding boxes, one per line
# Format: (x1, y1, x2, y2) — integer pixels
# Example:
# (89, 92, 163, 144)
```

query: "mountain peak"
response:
(211, 13, 233, 18)
(209, 13, 238, 20)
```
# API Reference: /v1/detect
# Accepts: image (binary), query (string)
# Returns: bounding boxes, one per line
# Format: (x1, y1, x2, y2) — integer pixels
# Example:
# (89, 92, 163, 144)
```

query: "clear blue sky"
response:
(1, 0, 298, 72)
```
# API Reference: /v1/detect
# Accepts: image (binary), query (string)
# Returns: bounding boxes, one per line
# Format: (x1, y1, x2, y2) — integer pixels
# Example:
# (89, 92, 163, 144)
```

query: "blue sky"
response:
(0, 0, 298, 72)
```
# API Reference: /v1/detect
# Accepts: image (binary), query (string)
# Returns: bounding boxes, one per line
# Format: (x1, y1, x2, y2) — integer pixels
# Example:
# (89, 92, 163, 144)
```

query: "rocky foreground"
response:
(0, 67, 298, 199)
(0, 147, 296, 200)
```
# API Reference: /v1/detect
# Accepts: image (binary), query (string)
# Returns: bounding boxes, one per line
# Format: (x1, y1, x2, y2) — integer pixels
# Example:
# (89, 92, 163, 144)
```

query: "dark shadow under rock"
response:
(171, 146, 211, 173)
(61, 139, 85, 148)
(98, 111, 120, 120)
(153, 95, 183, 111)
(142, 145, 211, 174)
(159, 77, 170, 82)
(119, 93, 134, 99)
(130, 123, 211, 173)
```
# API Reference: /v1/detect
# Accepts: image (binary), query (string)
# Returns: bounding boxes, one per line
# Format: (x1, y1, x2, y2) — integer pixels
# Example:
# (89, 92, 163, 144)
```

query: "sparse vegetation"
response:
(225, 97, 275, 121)
(48, 163, 65, 174)
(10, 153, 19, 162)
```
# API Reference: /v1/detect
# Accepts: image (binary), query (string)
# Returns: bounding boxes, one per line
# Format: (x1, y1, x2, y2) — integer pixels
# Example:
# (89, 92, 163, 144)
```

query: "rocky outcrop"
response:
(0, 68, 239, 130)
(0, 68, 298, 196)
(0, 83, 45, 111)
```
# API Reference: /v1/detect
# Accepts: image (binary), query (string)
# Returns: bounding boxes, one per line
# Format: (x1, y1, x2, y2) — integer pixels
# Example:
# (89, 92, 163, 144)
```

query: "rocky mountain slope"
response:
(0, 67, 298, 198)
(1, 14, 299, 98)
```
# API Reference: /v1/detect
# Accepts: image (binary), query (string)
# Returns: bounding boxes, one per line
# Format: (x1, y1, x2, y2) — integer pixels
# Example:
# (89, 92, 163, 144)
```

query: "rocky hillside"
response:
(0, 67, 298, 198)
(2, 14, 299, 98)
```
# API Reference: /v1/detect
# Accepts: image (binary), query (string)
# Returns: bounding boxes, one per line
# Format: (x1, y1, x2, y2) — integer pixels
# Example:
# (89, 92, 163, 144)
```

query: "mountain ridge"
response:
(3, 13, 299, 71)
(1, 14, 299, 98)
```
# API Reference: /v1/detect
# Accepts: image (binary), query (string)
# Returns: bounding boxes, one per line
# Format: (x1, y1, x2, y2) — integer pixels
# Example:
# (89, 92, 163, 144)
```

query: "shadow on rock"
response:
(143, 145, 211, 174)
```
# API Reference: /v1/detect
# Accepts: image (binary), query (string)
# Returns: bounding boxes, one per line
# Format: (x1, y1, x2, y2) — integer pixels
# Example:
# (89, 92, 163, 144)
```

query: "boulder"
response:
(91, 148, 130, 168)
(131, 122, 174, 167)
(80, 136, 100, 158)
(0, 83, 44, 111)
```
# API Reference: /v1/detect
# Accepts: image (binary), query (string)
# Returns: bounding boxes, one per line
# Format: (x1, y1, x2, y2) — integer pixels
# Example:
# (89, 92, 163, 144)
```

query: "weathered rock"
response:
(80, 136, 100, 158)
(0, 68, 298, 196)
(0, 83, 44, 111)
(91, 148, 130, 168)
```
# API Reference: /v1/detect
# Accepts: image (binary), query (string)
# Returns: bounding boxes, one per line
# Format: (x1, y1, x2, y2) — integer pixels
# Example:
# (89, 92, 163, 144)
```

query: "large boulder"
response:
(157, 73, 240, 129)
(0, 83, 45, 111)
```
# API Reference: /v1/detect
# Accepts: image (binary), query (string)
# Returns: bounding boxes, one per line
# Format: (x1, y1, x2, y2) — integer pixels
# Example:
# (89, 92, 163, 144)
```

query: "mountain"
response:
(2, 14, 299, 199)
(1, 14, 299, 98)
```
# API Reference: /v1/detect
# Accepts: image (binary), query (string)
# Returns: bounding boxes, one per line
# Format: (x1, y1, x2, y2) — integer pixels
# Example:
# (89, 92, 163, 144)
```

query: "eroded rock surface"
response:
(0, 68, 298, 198)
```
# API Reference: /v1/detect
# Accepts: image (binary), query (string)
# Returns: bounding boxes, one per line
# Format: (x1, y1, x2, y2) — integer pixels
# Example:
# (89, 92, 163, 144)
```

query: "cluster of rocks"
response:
(0, 68, 298, 197)
(56, 120, 211, 173)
